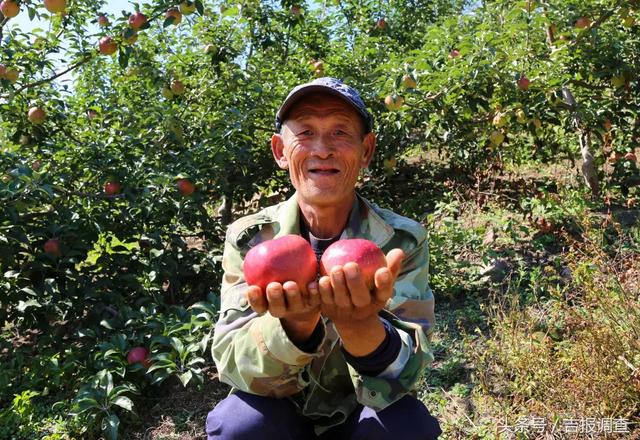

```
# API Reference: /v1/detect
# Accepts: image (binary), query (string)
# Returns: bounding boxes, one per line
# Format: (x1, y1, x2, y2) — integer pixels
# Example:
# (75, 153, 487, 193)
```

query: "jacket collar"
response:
(274, 192, 394, 248)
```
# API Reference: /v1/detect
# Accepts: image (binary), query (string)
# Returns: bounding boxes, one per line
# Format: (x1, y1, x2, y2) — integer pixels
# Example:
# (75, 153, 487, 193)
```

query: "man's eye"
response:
(300, 130, 313, 136)
(334, 130, 346, 136)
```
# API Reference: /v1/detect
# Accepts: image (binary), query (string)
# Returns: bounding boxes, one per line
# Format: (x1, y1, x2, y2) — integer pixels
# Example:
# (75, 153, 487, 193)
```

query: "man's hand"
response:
(318, 248, 404, 356)
(246, 281, 321, 345)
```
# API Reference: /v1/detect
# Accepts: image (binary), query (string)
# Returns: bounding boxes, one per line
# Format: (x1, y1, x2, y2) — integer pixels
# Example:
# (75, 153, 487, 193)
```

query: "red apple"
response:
(44, 0, 66, 13)
(243, 235, 317, 293)
(127, 347, 150, 367)
(517, 75, 530, 90)
(384, 95, 404, 111)
(376, 18, 387, 30)
(609, 151, 623, 163)
(0, 64, 5, 77)
(0, 0, 20, 18)
(448, 49, 460, 59)
(320, 239, 386, 290)
(43, 238, 61, 256)
(31, 160, 42, 171)
(104, 181, 121, 195)
(312, 60, 324, 76)
(402, 74, 417, 89)
(128, 11, 147, 30)
(575, 16, 591, 29)
(170, 79, 185, 95)
(625, 152, 637, 162)
(98, 14, 109, 27)
(165, 8, 182, 25)
(176, 178, 195, 196)
(290, 5, 301, 16)
(28, 107, 46, 125)
(98, 36, 117, 55)
(4, 67, 18, 83)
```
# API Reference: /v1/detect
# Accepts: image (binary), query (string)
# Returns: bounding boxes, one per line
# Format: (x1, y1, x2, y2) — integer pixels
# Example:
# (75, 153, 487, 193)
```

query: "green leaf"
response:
(189, 301, 217, 315)
(170, 337, 184, 353)
(222, 6, 238, 16)
(97, 370, 114, 395)
(195, 0, 204, 15)
(102, 413, 120, 440)
(118, 48, 130, 69)
(17, 299, 41, 312)
(72, 397, 100, 414)
(111, 396, 134, 412)
(178, 370, 193, 387)
(20, 287, 38, 296)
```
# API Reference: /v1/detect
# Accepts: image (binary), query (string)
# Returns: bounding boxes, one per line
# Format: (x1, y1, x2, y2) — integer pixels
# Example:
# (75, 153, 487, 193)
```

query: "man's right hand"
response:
(246, 281, 321, 345)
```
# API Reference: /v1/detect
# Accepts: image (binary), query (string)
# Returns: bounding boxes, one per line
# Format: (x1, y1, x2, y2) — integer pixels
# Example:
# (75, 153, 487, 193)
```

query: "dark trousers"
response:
(206, 390, 442, 440)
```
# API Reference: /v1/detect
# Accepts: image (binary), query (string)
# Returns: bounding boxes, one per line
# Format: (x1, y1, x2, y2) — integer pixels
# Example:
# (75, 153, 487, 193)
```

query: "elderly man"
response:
(207, 77, 441, 440)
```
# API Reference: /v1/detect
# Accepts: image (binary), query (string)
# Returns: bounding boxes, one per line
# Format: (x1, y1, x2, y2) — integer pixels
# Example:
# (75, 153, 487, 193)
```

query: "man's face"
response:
(271, 93, 376, 208)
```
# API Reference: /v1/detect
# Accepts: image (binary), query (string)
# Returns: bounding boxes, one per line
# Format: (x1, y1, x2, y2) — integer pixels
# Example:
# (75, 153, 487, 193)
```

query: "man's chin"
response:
(296, 188, 354, 207)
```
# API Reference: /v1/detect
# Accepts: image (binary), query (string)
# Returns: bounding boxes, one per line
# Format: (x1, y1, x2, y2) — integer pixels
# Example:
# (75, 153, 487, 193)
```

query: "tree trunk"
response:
(579, 129, 599, 196)
(562, 87, 600, 197)
(218, 193, 233, 225)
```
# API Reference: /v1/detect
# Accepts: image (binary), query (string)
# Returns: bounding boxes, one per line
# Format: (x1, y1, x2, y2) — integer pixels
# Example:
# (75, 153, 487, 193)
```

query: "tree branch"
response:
(3, 54, 92, 98)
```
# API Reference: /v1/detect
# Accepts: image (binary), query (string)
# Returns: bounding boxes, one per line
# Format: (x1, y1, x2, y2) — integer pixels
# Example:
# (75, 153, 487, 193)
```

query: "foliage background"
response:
(1, 0, 639, 438)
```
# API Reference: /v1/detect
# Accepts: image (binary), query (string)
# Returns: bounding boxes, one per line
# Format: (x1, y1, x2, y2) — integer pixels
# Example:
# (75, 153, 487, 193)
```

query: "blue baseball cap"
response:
(275, 77, 373, 133)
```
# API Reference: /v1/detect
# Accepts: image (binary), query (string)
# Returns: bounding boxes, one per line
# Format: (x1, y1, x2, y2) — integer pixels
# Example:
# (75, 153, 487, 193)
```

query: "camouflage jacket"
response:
(211, 192, 435, 434)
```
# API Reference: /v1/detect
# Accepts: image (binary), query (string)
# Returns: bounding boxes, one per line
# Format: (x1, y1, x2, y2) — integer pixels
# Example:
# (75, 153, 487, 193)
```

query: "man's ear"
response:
(360, 131, 376, 168)
(271, 133, 288, 169)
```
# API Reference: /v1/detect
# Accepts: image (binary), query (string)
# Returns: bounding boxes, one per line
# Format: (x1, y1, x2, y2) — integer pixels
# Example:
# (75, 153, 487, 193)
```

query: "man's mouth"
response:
(309, 167, 340, 175)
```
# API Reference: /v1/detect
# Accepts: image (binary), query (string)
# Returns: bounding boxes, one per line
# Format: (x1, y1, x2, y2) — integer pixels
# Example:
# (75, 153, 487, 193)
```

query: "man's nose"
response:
(309, 134, 335, 157)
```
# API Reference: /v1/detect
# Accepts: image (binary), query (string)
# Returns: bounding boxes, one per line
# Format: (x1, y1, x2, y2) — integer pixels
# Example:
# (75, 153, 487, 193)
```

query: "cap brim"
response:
(276, 84, 371, 131)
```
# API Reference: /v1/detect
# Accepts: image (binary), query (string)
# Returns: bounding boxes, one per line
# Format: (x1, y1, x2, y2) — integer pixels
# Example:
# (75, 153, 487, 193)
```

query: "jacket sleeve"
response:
(211, 231, 325, 398)
(347, 230, 435, 410)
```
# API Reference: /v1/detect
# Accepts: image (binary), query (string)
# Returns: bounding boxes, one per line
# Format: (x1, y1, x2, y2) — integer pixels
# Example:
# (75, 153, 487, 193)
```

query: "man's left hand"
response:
(316, 248, 404, 356)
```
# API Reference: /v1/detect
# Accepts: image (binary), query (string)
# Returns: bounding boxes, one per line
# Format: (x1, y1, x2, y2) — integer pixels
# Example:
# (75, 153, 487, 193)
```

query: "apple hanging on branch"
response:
(176, 178, 195, 196)
(179, 1, 196, 15)
(97, 14, 109, 27)
(517, 74, 530, 91)
(290, 5, 302, 16)
(170, 79, 185, 95)
(28, 107, 46, 125)
(4, 67, 19, 83)
(0, 0, 20, 18)
(384, 94, 404, 111)
(43, 238, 61, 256)
(402, 74, 417, 89)
(104, 181, 121, 195)
(98, 36, 117, 55)
(127, 347, 151, 368)
(165, 8, 182, 26)
(128, 11, 147, 30)
(575, 16, 591, 29)
(376, 18, 387, 30)
(44, 0, 66, 14)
